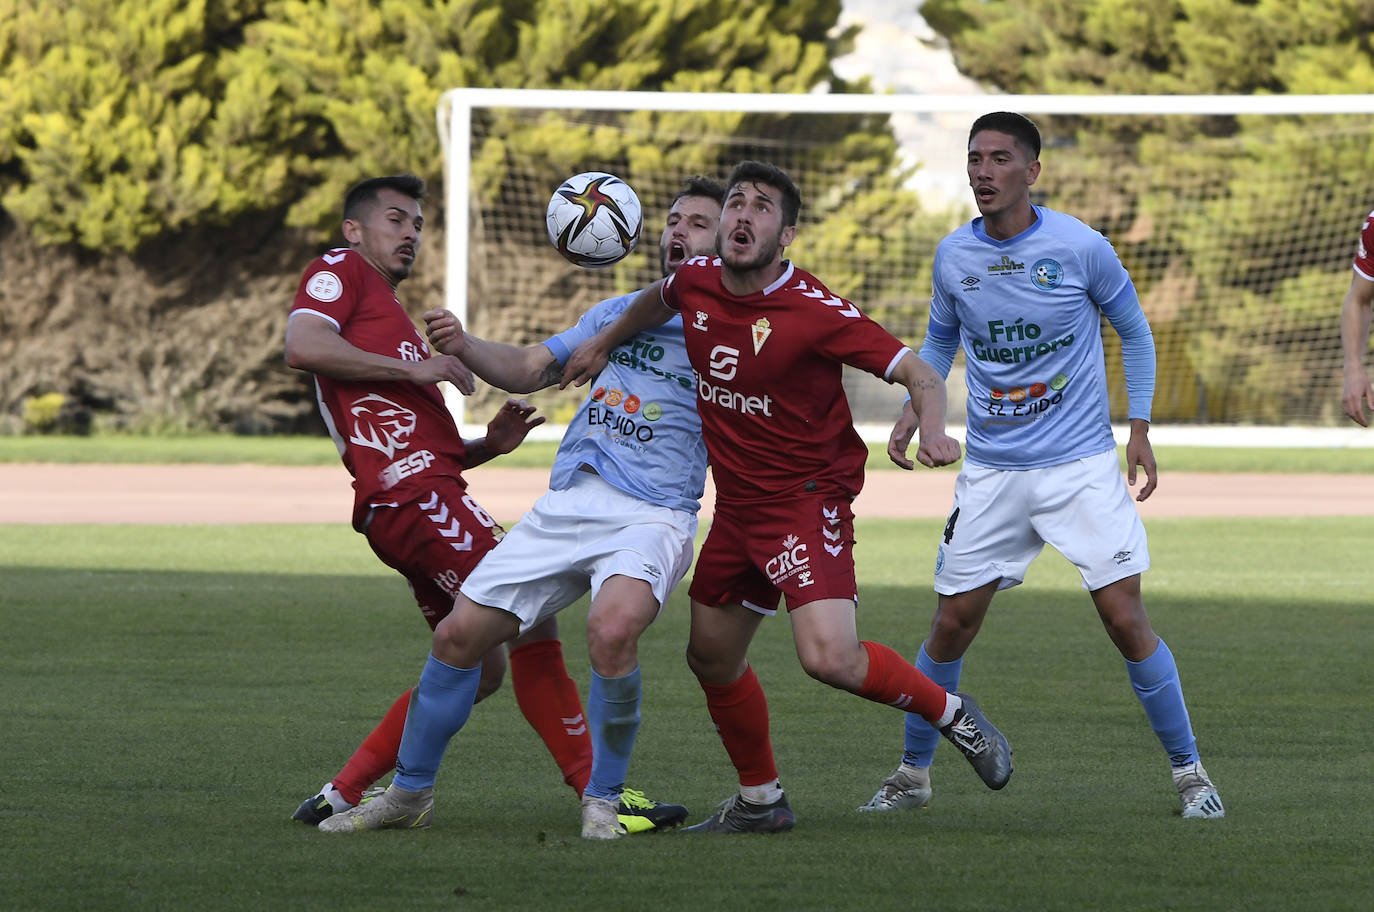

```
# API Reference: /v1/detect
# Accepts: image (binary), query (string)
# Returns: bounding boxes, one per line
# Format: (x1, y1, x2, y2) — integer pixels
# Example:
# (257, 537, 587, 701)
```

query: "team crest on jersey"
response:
(751, 317, 772, 354)
(1031, 259, 1063, 291)
(306, 270, 343, 302)
(347, 393, 416, 459)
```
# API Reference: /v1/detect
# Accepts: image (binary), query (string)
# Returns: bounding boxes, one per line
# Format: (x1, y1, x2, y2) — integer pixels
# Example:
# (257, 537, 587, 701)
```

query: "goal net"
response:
(438, 89, 1374, 433)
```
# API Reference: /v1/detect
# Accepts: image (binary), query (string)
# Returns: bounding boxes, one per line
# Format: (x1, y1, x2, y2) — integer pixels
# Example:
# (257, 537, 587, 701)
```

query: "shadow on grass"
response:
(4, 557, 1372, 912)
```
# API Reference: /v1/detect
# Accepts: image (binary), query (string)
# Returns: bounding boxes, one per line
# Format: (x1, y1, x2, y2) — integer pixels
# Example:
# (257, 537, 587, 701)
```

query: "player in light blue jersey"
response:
(319, 176, 725, 839)
(862, 113, 1224, 820)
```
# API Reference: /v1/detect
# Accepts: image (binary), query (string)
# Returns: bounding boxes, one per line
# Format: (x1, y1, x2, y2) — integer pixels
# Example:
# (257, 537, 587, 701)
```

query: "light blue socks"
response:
(394, 653, 482, 791)
(1126, 638, 1199, 767)
(902, 642, 963, 767)
(583, 667, 642, 800)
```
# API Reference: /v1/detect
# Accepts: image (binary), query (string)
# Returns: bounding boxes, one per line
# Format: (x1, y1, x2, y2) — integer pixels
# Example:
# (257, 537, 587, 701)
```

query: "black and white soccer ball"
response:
(545, 171, 643, 268)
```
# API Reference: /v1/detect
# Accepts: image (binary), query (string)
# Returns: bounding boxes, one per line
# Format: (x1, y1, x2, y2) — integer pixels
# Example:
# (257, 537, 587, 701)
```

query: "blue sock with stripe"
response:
(394, 653, 481, 791)
(583, 667, 642, 801)
(902, 642, 963, 767)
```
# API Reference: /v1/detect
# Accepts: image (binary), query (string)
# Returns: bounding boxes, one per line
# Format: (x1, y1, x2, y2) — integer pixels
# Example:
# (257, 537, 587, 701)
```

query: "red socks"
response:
(331, 688, 411, 805)
(857, 640, 949, 722)
(508, 638, 593, 796)
(331, 638, 594, 804)
(699, 666, 779, 787)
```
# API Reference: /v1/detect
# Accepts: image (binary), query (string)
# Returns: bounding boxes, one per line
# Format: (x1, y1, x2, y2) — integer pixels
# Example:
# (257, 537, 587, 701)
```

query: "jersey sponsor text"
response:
(696, 372, 774, 417)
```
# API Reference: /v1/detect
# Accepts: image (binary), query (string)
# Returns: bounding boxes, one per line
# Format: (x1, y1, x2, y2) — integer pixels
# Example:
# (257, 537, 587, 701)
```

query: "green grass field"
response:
(3, 517, 1371, 911)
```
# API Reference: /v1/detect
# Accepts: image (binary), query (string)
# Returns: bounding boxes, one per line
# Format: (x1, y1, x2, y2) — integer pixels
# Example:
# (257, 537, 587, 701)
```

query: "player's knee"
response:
(684, 639, 738, 684)
(432, 612, 465, 653)
(1101, 611, 1155, 659)
(587, 610, 648, 675)
(928, 613, 965, 645)
(796, 646, 863, 691)
(430, 604, 495, 667)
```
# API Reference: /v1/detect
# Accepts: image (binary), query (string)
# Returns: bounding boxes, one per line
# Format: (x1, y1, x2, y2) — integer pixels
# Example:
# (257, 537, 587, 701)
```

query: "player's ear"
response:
(341, 217, 362, 246)
(1025, 159, 1041, 187)
(780, 224, 797, 249)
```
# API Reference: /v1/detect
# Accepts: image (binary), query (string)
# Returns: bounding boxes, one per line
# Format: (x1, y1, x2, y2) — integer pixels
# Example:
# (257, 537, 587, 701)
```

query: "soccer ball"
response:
(545, 171, 643, 268)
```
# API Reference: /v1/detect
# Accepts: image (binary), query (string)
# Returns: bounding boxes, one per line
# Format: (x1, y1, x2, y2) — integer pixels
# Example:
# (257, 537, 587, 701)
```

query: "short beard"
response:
(721, 242, 777, 274)
(722, 223, 786, 274)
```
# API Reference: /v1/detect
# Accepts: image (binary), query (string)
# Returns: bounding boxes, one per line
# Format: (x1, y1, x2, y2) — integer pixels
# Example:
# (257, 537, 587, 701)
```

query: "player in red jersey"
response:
(562, 161, 1014, 832)
(1341, 208, 1374, 425)
(283, 175, 638, 828)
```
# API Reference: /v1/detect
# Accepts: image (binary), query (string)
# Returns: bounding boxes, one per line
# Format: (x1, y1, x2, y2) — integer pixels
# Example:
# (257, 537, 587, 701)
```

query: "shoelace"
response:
(713, 794, 742, 821)
(619, 788, 654, 809)
(948, 714, 989, 754)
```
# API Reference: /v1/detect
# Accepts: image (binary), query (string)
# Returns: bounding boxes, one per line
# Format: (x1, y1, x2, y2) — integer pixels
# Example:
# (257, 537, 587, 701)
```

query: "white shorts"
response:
(933, 449, 1150, 595)
(460, 470, 698, 635)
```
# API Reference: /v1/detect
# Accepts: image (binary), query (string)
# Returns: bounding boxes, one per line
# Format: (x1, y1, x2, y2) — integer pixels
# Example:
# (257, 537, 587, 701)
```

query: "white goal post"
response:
(437, 88, 1374, 445)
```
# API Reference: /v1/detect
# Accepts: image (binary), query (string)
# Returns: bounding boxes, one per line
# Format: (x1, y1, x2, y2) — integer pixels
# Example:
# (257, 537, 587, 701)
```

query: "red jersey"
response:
(1355, 209, 1374, 281)
(290, 247, 469, 530)
(661, 257, 909, 502)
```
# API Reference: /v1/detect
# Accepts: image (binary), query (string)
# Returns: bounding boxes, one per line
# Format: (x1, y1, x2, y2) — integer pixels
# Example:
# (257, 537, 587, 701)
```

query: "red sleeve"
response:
(660, 256, 718, 312)
(794, 275, 907, 378)
(1356, 210, 1374, 281)
(290, 249, 359, 329)
(660, 270, 681, 311)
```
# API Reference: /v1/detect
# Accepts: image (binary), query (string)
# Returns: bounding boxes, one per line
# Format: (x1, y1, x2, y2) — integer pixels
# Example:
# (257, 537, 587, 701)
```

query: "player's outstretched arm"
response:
(891, 351, 960, 468)
(1125, 418, 1157, 502)
(1340, 273, 1374, 426)
(423, 308, 559, 393)
(560, 280, 671, 388)
(461, 397, 545, 469)
(285, 312, 475, 394)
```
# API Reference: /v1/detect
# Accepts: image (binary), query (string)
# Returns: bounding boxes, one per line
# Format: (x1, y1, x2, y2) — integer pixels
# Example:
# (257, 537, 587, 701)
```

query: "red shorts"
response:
(688, 493, 857, 613)
(362, 480, 506, 630)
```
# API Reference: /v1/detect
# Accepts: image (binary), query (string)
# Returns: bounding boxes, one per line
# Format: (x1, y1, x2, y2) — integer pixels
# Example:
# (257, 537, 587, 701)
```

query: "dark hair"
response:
(725, 160, 801, 227)
(672, 175, 727, 208)
(343, 174, 426, 221)
(969, 112, 1042, 160)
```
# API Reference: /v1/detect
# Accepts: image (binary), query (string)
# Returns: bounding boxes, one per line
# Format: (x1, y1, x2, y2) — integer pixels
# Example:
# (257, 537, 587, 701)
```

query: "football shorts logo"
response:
(708, 345, 739, 380)
(1031, 258, 1063, 290)
(306, 270, 343, 302)
(348, 393, 416, 459)
(766, 533, 813, 588)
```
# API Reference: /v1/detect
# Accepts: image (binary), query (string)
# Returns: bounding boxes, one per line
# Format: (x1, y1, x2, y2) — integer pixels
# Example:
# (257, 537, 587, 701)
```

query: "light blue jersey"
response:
(543, 292, 707, 513)
(921, 206, 1154, 470)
